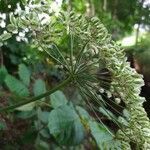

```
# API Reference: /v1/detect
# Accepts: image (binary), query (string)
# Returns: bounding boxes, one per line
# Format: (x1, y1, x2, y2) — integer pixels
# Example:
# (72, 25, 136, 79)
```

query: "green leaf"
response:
(16, 102, 36, 111)
(50, 90, 68, 108)
(35, 135, 49, 150)
(33, 79, 46, 98)
(5, 75, 29, 97)
(76, 106, 90, 121)
(37, 108, 49, 124)
(9, 13, 17, 26)
(0, 66, 8, 84)
(21, 0, 27, 5)
(89, 121, 121, 150)
(19, 79, 47, 111)
(16, 110, 36, 119)
(48, 105, 84, 145)
(7, 24, 17, 33)
(18, 64, 31, 86)
(39, 128, 50, 139)
(1, 32, 12, 41)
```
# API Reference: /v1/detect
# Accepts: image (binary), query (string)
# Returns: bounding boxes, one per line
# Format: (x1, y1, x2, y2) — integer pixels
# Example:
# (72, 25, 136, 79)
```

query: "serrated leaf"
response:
(5, 75, 29, 97)
(18, 64, 31, 86)
(33, 79, 46, 99)
(18, 79, 46, 111)
(89, 121, 121, 150)
(50, 90, 67, 108)
(48, 105, 84, 146)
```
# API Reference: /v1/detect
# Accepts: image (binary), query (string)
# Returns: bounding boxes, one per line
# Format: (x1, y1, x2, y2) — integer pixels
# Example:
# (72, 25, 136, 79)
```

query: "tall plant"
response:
(0, 0, 150, 149)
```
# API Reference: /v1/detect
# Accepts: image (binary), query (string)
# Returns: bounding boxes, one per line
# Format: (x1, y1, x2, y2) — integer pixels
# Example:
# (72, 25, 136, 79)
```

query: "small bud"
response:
(16, 36, 21, 42)
(99, 88, 105, 93)
(8, 5, 11, 9)
(115, 98, 121, 104)
(0, 20, 6, 28)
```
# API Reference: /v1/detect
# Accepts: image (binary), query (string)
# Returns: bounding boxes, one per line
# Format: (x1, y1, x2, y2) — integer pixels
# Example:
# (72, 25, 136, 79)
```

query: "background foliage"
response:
(0, 0, 150, 149)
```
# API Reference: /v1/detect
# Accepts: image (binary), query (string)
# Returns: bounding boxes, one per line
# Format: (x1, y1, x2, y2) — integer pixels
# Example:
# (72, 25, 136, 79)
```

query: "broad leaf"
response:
(48, 105, 84, 145)
(50, 90, 67, 108)
(76, 106, 90, 121)
(0, 66, 8, 84)
(89, 121, 121, 150)
(16, 110, 36, 119)
(37, 108, 49, 124)
(5, 75, 29, 97)
(17, 79, 46, 111)
(18, 64, 31, 86)
(33, 79, 46, 98)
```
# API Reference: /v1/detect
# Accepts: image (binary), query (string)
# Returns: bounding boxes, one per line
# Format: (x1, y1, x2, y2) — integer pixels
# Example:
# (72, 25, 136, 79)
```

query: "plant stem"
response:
(70, 34, 74, 72)
(0, 76, 72, 113)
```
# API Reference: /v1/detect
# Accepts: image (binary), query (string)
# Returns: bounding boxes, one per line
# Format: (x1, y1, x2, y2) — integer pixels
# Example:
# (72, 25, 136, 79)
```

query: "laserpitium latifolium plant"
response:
(0, 0, 150, 149)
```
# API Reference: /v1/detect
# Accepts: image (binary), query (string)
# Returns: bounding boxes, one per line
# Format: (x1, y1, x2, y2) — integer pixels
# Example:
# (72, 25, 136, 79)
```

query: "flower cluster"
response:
(0, 13, 6, 28)
(0, 0, 63, 45)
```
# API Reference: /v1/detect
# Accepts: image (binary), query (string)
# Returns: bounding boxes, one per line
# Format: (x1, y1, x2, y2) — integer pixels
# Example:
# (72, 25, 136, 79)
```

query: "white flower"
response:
(16, 36, 21, 42)
(3, 30, 7, 34)
(0, 20, 6, 28)
(14, 3, 22, 15)
(106, 91, 112, 98)
(115, 98, 121, 104)
(55, 0, 63, 7)
(19, 31, 25, 37)
(0, 13, 6, 20)
(8, 5, 11, 9)
(99, 88, 105, 93)
(50, 0, 62, 15)
(24, 28, 29, 32)
(25, 6, 30, 14)
(38, 13, 50, 25)
(16, 30, 28, 43)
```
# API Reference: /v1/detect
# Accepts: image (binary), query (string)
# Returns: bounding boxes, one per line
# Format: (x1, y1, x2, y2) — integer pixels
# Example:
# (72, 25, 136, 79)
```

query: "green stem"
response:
(70, 34, 74, 72)
(0, 76, 72, 113)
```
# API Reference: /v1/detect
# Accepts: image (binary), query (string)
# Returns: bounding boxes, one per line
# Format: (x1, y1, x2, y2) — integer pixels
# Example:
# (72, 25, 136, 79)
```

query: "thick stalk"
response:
(0, 76, 72, 113)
